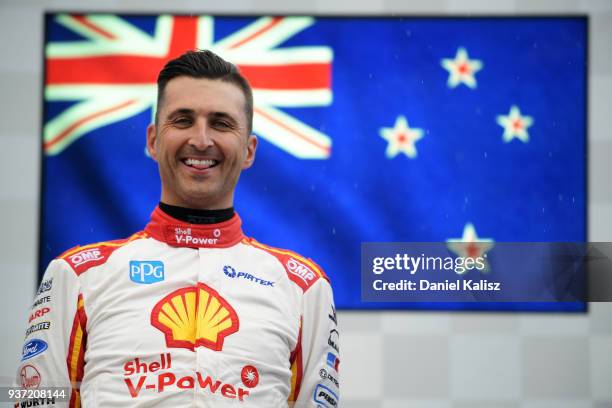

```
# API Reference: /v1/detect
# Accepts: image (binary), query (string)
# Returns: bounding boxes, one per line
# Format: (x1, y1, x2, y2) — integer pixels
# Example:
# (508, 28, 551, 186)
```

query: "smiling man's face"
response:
(147, 76, 257, 210)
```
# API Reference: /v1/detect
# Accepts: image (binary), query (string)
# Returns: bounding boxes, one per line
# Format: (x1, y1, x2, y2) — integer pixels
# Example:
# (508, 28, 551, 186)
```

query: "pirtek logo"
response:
(286, 258, 316, 285)
(222, 266, 274, 287)
(69, 248, 103, 266)
(123, 353, 257, 401)
(174, 227, 221, 246)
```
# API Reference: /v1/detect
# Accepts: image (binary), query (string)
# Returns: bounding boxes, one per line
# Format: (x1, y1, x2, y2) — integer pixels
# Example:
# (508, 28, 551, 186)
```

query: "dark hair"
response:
(156, 49, 253, 134)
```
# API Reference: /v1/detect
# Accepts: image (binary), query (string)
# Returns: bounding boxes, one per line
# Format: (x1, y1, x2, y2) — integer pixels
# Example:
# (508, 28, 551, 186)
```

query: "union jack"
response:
(45, 14, 333, 158)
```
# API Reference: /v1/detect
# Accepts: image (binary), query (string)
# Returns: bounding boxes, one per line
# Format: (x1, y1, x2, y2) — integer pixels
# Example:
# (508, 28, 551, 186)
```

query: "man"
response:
(18, 50, 340, 407)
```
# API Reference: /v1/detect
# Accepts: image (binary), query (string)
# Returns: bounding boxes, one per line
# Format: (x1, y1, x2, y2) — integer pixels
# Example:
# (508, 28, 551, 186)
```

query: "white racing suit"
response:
(17, 207, 340, 407)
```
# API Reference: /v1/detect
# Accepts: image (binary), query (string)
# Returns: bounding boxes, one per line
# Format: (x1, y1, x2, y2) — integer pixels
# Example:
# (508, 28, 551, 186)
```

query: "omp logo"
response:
(69, 248, 102, 266)
(130, 261, 164, 284)
(286, 258, 316, 285)
(151, 283, 239, 351)
(314, 384, 338, 408)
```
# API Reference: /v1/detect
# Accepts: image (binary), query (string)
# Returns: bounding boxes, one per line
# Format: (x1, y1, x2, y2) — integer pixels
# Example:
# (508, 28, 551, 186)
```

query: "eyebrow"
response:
(167, 108, 195, 119)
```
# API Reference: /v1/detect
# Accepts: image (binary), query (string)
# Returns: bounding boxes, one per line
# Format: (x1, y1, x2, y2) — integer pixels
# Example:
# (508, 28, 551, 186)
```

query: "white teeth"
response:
(184, 158, 217, 167)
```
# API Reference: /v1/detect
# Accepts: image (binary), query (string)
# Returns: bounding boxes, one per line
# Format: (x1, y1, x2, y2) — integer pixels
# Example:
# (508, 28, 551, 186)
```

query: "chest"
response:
(81, 243, 301, 367)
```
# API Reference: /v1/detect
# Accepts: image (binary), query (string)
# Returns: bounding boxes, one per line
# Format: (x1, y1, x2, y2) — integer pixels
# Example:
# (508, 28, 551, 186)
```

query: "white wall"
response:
(1, 0, 611, 406)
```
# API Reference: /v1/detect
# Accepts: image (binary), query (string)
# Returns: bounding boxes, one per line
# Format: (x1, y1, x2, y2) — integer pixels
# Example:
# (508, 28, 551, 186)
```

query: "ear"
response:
(146, 123, 158, 161)
(242, 134, 258, 170)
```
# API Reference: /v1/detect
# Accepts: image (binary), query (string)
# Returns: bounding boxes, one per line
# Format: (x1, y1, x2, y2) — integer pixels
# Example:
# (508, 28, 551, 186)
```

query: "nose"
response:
(188, 119, 214, 150)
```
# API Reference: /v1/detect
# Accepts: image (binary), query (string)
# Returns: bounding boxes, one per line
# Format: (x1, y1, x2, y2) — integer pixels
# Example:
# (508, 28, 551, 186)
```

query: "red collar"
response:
(144, 206, 245, 248)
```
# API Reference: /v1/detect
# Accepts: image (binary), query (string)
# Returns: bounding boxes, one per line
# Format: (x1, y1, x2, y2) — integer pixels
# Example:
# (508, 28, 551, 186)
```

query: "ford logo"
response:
(21, 339, 48, 361)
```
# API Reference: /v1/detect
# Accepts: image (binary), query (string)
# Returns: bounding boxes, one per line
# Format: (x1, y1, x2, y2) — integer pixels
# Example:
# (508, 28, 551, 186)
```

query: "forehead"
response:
(160, 76, 246, 120)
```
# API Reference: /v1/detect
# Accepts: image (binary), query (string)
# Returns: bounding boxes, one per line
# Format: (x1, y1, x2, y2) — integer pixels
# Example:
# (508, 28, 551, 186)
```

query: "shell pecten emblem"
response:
(151, 283, 239, 351)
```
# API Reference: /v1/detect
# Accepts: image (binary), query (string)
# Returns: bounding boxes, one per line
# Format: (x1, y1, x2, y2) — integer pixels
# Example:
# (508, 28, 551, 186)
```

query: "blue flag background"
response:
(42, 15, 587, 311)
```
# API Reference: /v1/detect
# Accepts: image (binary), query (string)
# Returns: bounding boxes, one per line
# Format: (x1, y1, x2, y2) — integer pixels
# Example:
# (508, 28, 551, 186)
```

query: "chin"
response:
(178, 190, 225, 208)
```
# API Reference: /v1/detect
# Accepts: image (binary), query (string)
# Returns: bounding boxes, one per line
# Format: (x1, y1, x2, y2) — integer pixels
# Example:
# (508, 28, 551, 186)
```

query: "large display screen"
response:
(41, 14, 587, 311)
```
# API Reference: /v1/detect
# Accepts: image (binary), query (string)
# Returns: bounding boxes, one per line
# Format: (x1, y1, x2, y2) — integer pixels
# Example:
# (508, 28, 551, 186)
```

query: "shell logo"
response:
(151, 283, 239, 351)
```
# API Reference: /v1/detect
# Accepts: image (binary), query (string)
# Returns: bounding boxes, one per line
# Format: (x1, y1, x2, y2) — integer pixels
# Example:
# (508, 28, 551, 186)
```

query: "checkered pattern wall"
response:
(340, 302, 612, 406)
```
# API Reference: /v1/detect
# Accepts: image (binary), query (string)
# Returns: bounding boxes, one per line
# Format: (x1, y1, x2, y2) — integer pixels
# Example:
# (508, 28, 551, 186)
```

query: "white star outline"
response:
(496, 105, 534, 143)
(441, 47, 483, 89)
(446, 223, 495, 275)
(378, 115, 424, 159)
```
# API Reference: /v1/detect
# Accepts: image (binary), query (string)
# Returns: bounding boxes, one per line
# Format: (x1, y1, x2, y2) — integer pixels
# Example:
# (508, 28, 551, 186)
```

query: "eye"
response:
(213, 120, 232, 130)
(173, 117, 193, 127)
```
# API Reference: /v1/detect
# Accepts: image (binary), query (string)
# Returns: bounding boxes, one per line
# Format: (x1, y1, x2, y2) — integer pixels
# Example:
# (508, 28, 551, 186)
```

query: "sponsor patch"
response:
(130, 261, 165, 284)
(123, 353, 172, 376)
(319, 368, 340, 388)
(328, 329, 340, 353)
(169, 226, 221, 247)
(29, 307, 51, 323)
(36, 279, 53, 296)
(326, 352, 340, 372)
(16, 397, 57, 406)
(62, 241, 132, 274)
(22, 339, 48, 361)
(241, 365, 259, 388)
(31, 295, 51, 309)
(69, 248, 103, 267)
(222, 265, 274, 287)
(122, 353, 257, 401)
(328, 305, 337, 326)
(151, 283, 239, 351)
(25, 322, 51, 337)
(20, 365, 41, 389)
(286, 258, 317, 287)
(314, 384, 338, 407)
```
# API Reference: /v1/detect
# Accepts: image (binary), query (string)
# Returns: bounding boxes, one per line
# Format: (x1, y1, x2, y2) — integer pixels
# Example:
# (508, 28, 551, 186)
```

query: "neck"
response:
(159, 202, 234, 224)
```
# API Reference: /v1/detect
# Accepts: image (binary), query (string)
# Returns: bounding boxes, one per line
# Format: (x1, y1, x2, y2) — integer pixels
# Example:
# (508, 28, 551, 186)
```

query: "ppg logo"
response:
(130, 261, 165, 284)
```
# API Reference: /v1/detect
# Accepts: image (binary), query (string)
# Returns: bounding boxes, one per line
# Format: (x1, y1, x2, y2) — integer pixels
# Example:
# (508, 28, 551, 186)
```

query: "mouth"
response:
(181, 158, 220, 171)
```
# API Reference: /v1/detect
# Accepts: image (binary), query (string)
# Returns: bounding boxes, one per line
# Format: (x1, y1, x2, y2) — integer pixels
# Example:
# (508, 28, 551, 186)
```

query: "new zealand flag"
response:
(42, 14, 587, 311)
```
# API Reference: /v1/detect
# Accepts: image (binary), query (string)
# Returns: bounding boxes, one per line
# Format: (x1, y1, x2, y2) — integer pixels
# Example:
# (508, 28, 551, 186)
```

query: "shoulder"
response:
(57, 231, 149, 275)
(242, 237, 330, 292)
